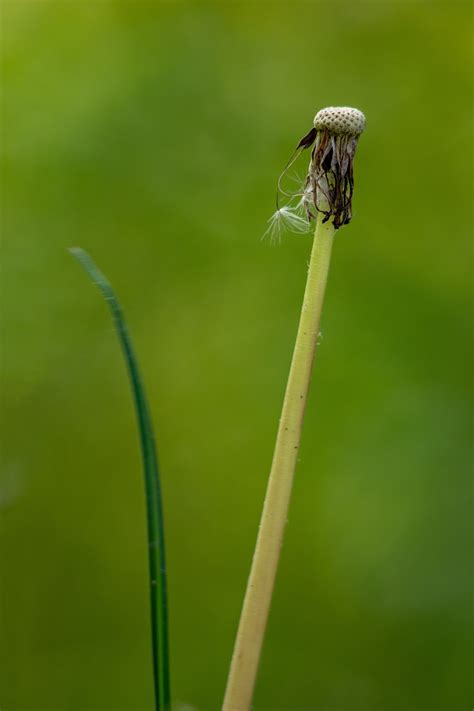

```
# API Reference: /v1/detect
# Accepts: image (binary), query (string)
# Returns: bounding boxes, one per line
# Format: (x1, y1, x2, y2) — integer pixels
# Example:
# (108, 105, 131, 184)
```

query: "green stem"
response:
(223, 214, 335, 710)
(70, 248, 170, 711)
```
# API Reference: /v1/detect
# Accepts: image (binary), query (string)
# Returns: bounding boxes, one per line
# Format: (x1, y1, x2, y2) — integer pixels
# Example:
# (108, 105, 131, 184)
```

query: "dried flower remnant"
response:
(305, 107, 365, 228)
(269, 106, 366, 235)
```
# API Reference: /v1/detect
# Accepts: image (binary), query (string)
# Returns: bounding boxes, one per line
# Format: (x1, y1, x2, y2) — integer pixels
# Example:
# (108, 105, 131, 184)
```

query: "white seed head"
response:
(313, 106, 366, 136)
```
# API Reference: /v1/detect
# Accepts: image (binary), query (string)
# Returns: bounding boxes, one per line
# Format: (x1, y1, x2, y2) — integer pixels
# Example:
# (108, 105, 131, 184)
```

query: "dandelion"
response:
(268, 106, 366, 237)
(224, 107, 366, 711)
(303, 106, 366, 228)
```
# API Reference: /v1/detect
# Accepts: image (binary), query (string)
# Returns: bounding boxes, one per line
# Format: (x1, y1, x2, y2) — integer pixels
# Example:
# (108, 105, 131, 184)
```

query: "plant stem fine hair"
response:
(224, 107, 365, 710)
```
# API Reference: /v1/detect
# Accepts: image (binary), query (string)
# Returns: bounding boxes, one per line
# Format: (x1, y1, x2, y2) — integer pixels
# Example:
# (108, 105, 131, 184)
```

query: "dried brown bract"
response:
(264, 107, 365, 242)
(301, 107, 366, 229)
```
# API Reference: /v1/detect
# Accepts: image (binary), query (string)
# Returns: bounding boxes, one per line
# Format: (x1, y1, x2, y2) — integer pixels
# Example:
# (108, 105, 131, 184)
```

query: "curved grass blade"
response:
(70, 247, 170, 711)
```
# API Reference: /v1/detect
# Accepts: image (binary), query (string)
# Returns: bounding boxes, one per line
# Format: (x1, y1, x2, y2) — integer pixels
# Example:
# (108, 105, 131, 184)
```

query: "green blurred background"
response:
(1, 1, 472, 710)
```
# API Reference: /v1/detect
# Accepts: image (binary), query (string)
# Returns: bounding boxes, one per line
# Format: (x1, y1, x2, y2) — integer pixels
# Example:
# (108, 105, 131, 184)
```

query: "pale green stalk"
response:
(223, 213, 335, 710)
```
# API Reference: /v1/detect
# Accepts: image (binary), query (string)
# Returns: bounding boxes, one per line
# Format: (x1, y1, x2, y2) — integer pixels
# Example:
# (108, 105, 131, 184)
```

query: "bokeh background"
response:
(1, 2, 472, 710)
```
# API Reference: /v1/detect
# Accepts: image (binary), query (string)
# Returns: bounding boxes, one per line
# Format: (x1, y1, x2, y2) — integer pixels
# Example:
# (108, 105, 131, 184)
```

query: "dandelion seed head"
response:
(266, 106, 365, 238)
(314, 107, 366, 137)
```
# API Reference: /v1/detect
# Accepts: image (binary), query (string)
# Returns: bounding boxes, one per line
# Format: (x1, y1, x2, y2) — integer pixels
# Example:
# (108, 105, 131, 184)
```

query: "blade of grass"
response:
(70, 247, 170, 711)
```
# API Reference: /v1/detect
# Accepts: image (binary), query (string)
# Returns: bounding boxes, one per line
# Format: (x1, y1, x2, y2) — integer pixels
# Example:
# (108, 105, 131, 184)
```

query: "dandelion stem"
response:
(223, 213, 335, 710)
